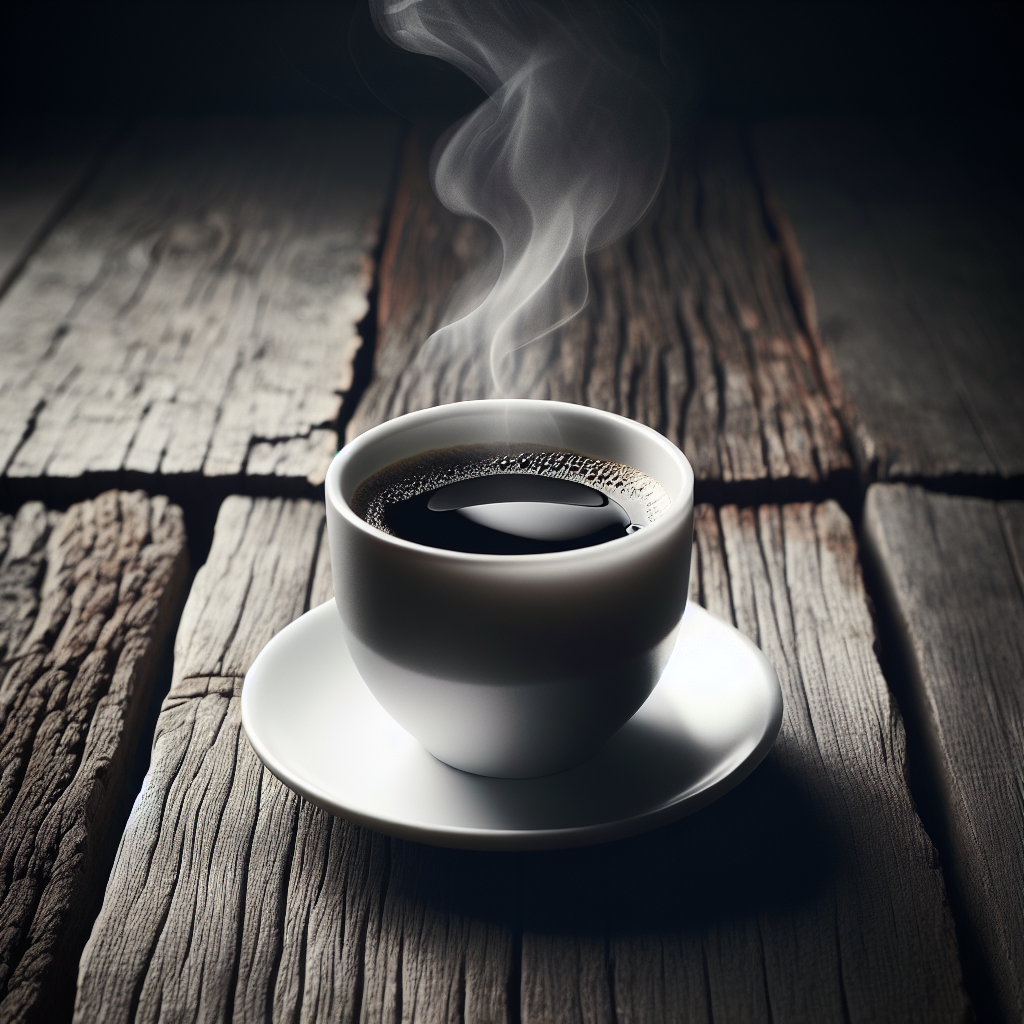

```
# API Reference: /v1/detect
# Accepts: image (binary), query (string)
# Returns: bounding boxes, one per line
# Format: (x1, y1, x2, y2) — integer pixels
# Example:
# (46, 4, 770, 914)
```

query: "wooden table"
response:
(0, 116, 1020, 1024)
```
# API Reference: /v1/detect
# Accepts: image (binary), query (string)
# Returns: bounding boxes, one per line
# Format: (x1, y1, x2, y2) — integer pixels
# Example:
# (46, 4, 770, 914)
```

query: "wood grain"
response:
(76, 495, 966, 1023)
(349, 125, 852, 500)
(520, 500, 967, 1024)
(0, 122, 111, 298)
(754, 118, 1024, 488)
(0, 117, 401, 490)
(863, 484, 1024, 1023)
(0, 492, 189, 1024)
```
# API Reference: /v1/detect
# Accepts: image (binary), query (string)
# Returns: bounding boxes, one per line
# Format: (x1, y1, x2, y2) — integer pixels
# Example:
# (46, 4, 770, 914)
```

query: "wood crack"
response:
(0, 491, 188, 1022)
(0, 113, 1006, 1024)
(1, 118, 401, 490)
(752, 119, 1023, 489)
(0, 399, 45, 480)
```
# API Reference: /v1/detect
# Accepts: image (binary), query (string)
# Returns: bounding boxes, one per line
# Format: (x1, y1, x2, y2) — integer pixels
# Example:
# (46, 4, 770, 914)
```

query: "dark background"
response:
(0, 1, 1021, 181)
(1, 2, 1020, 122)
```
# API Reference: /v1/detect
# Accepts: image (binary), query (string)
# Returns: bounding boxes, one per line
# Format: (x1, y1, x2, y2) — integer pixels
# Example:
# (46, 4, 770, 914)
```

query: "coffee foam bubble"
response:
(352, 443, 670, 536)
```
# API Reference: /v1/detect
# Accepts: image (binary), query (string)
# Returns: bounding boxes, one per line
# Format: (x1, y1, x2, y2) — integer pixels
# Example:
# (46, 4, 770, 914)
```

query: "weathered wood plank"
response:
(753, 118, 1024, 487)
(349, 125, 852, 499)
(0, 492, 188, 1024)
(76, 495, 513, 1024)
(0, 117, 401, 490)
(520, 501, 968, 1024)
(0, 122, 111, 298)
(863, 484, 1024, 1023)
(77, 495, 965, 1023)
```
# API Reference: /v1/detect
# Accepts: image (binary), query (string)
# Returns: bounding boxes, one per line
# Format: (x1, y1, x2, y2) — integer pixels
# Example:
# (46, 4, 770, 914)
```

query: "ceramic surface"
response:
(241, 600, 783, 850)
(326, 399, 695, 777)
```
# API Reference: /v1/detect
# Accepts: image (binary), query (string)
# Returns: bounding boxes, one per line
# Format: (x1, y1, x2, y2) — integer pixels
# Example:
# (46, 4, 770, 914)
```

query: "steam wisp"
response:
(371, 0, 669, 393)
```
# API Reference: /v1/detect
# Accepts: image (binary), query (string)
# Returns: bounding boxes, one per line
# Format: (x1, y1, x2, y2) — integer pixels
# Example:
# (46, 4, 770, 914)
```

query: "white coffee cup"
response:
(325, 399, 694, 778)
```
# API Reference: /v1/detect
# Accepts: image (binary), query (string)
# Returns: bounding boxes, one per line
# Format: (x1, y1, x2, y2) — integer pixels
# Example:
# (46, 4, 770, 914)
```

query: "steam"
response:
(370, 0, 669, 394)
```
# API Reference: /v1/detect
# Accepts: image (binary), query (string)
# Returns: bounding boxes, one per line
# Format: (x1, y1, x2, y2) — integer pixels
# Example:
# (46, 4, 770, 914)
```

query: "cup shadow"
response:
(383, 754, 840, 934)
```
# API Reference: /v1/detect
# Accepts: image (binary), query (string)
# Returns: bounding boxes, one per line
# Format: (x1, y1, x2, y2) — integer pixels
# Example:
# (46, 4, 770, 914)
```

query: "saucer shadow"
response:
(449, 706, 756, 833)
(383, 755, 840, 935)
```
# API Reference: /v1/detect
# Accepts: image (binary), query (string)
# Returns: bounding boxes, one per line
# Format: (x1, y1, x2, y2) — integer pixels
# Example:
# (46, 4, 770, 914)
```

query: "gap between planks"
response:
(0, 115, 1011, 1021)
(75, 495, 969, 1024)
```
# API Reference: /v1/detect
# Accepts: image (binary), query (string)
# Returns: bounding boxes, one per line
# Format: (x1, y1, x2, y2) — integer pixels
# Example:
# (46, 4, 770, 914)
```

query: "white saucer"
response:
(241, 601, 783, 850)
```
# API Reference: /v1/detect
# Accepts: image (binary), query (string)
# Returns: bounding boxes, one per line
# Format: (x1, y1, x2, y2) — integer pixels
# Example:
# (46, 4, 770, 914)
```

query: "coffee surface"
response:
(351, 443, 670, 555)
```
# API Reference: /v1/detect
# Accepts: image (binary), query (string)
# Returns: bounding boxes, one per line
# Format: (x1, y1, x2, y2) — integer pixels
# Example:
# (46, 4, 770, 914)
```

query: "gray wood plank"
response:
(0, 122, 111, 298)
(0, 117, 401, 489)
(753, 118, 1024, 486)
(76, 495, 966, 1023)
(520, 501, 968, 1024)
(349, 125, 852, 499)
(863, 484, 1024, 1023)
(75, 495, 514, 1024)
(0, 492, 189, 1024)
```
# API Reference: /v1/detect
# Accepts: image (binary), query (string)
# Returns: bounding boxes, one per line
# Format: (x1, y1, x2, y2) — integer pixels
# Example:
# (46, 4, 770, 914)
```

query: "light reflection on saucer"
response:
(242, 600, 782, 850)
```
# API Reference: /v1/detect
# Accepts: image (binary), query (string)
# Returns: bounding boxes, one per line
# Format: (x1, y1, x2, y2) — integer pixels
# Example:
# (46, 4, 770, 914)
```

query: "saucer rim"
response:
(242, 601, 783, 851)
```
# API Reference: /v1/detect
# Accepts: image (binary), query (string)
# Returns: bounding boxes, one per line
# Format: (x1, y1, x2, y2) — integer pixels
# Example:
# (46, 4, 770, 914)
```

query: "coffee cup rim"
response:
(326, 399, 693, 564)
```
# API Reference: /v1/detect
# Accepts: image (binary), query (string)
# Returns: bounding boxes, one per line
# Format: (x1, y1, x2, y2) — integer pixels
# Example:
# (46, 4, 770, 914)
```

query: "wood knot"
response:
(153, 214, 231, 263)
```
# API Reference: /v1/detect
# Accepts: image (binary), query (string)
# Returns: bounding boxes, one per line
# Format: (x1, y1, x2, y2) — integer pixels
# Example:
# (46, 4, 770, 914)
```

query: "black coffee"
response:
(351, 443, 670, 555)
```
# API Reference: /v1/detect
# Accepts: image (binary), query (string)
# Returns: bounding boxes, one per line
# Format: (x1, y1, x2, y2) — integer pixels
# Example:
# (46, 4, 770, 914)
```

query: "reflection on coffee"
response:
(352, 443, 670, 554)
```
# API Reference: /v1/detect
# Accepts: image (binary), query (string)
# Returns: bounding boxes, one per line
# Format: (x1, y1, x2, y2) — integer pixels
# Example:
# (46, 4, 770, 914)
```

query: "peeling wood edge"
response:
(32, 519, 192, 1024)
(0, 472, 323, 584)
